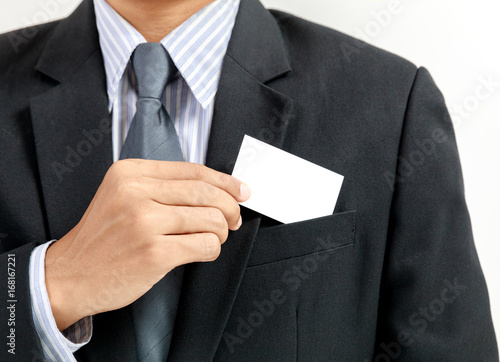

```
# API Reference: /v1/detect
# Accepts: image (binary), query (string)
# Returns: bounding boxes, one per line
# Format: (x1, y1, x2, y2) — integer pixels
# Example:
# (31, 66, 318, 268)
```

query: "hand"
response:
(45, 160, 251, 331)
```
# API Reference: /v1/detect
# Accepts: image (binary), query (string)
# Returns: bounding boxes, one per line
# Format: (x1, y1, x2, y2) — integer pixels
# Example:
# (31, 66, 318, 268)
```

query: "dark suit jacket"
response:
(0, 0, 497, 360)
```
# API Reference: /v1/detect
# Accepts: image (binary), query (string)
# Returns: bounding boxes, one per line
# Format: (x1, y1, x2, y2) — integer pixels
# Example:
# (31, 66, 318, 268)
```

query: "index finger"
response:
(133, 160, 251, 202)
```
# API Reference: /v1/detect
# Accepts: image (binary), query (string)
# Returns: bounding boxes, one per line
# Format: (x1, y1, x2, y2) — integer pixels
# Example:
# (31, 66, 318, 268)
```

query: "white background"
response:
(1, 0, 499, 348)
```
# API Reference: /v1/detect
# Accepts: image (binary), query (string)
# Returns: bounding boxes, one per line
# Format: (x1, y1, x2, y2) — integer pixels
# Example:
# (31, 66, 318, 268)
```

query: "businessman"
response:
(0, 0, 498, 360)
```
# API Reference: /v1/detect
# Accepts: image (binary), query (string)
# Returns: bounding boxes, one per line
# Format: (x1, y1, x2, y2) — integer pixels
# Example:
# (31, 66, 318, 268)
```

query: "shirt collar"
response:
(94, 0, 240, 111)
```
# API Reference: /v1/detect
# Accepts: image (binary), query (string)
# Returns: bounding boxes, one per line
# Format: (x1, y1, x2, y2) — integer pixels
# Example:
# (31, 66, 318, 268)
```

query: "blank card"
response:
(232, 135, 344, 224)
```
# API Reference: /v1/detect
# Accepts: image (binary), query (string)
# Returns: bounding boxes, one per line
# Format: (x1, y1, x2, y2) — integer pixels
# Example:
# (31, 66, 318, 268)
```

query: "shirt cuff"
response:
(29, 240, 93, 361)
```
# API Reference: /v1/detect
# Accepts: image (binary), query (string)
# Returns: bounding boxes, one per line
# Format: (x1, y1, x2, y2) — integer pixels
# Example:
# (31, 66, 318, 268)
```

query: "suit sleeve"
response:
(30, 242, 92, 361)
(0, 242, 46, 360)
(0, 241, 93, 361)
(374, 67, 498, 360)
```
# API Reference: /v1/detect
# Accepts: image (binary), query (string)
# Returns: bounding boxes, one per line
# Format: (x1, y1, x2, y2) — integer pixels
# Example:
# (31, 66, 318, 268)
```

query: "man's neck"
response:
(105, 0, 216, 42)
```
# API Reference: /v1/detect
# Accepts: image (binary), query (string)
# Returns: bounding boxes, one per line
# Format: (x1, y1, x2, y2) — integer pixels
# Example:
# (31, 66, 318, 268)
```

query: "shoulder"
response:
(0, 21, 61, 112)
(0, 21, 59, 80)
(269, 10, 417, 88)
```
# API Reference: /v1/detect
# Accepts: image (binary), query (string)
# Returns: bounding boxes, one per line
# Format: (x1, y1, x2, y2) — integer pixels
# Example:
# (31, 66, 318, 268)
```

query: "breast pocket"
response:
(247, 210, 356, 267)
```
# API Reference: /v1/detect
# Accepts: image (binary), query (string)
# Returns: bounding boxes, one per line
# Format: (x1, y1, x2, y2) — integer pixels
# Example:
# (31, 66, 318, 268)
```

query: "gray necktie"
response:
(120, 43, 184, 361)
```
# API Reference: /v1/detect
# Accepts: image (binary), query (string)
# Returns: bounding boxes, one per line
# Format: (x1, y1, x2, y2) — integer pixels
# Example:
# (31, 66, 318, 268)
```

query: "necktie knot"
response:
(132, 43, 177, 99)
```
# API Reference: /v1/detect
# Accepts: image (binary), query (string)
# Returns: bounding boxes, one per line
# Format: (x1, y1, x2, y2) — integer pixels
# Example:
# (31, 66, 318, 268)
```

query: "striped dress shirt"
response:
(29, 0, 240, 360)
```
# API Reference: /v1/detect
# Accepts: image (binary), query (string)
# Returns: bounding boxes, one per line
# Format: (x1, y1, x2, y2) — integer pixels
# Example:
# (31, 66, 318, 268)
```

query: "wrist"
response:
(45, 237, 86, 331)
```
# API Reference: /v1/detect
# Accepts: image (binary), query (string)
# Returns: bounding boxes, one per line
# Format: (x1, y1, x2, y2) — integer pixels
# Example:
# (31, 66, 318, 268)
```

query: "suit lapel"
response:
(30, 0, 112, 239)
(168, 0, 293, 359)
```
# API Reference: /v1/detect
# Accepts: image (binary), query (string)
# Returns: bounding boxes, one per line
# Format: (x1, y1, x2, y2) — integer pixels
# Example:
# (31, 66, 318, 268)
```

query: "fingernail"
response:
(237, 216, 242, 229)
(240, 183, 251, 200)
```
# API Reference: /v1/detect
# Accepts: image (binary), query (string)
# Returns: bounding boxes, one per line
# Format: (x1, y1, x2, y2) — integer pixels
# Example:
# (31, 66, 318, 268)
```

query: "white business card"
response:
(232, 135, 344, 224)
